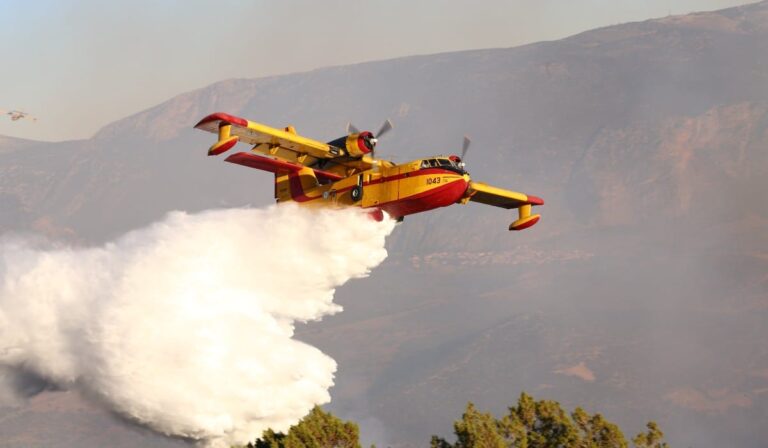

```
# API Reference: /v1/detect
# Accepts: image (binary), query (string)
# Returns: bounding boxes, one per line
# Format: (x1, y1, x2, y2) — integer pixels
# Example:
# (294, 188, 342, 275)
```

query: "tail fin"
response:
(275, 167, 319, 202)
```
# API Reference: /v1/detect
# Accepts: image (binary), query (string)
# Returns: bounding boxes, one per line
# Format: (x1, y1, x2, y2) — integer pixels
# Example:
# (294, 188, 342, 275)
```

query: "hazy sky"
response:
(0, 0, 753, 141)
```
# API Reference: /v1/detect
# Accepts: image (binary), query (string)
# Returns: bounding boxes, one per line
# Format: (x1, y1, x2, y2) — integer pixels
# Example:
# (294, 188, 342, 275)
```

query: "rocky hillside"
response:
(1, 2, 767, 447)
(2, 2, 767, 245)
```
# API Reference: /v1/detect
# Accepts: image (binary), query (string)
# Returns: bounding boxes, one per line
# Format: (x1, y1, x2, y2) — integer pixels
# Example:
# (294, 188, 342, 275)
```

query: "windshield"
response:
(419, 158, 465, 173)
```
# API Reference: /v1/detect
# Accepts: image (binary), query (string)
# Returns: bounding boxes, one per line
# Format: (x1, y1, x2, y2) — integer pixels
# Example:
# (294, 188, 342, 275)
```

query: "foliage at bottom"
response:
(243, 393, 668, 448)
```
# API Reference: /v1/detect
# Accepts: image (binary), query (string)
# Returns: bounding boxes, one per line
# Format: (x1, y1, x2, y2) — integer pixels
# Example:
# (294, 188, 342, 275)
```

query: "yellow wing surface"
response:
(194, 112, 379, 180)
(194, 112, 342, 160)
(466, 181, 544, 231)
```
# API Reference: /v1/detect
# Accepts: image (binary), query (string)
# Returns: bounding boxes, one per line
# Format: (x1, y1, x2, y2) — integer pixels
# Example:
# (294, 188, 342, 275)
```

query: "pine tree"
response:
(250, 406, 360, 448)
(451, 402, 507, 448)
(431, 392, 667, 448)
(632, 422, 668, 448)
(247, 393, 669, 448)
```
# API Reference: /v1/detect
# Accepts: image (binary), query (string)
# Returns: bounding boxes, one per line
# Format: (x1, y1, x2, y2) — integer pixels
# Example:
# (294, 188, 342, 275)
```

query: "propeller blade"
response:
(347, 122, 361, 134)
(376, 119, 393, 138)
(461, 135, 471, 160)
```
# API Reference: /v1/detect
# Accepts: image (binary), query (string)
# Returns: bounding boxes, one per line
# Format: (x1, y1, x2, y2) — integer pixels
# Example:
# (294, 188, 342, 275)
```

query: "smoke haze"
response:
(0, 205, 395, 446)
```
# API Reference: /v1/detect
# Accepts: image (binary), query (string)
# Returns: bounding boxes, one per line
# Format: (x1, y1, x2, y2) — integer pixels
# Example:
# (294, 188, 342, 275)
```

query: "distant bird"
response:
(0, 109, 37, 122)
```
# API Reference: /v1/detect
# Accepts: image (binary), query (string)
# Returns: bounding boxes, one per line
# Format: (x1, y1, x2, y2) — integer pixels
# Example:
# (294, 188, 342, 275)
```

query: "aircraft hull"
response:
(276, 166, 470, 220)
(196, 112, 543, 231)
(377, 174, 468, 218)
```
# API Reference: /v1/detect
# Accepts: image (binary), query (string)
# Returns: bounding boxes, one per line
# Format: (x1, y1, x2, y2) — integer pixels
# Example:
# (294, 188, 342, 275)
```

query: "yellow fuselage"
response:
(194, 112, 543, 231)
(275, 158, 471, 219)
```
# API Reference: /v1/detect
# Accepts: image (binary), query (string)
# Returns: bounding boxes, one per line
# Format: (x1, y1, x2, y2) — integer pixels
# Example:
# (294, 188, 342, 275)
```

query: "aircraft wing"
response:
(223, 151, 344, 183)
(466, 181, 544, 231)
(466, 181, 542, 209)
(194, 112, 343, 160)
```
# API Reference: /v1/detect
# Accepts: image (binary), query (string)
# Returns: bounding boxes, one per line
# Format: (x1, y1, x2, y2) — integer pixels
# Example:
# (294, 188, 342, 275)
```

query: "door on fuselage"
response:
(361, 165, 400, 208)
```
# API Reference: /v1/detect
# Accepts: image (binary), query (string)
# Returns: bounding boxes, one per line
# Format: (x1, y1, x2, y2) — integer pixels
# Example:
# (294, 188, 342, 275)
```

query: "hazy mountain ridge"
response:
(0, 135, 49, 155)
(86, 1, 768, 149)
(2, 2, 767, 244)
(92, 78, 263, 143)
(1, 2, 767, 447)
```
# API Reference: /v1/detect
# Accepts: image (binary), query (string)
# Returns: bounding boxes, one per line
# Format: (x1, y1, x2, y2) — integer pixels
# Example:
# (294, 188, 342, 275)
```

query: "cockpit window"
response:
(419, 158, 466, 174)
(420, 158, 463, 172)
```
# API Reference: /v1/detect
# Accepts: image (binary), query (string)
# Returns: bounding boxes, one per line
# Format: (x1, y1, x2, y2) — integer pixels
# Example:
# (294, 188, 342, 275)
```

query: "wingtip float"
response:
(194, 112, 543, 232)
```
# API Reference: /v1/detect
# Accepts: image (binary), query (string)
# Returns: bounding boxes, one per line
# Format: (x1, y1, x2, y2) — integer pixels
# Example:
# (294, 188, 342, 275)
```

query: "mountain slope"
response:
(1, 2, 767, 447)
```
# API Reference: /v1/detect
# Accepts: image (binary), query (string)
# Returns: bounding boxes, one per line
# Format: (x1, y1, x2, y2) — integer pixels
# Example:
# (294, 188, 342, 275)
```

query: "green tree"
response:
(571, 407, 626, 448)
(496, 393, 581, 448)
(250, 406, 360, 448)
(246, 393, 668, 448)
(450, 402, 507, 448)
(432, 392, 666, 448)
(632, 422, 668, 448)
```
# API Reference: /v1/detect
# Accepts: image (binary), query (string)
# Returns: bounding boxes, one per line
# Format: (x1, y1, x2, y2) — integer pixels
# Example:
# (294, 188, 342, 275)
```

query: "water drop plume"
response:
(0, 204, 395, 446)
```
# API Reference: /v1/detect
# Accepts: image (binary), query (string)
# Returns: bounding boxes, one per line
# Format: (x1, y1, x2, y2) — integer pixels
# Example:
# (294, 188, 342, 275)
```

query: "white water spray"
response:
(0, 204, 395, 446)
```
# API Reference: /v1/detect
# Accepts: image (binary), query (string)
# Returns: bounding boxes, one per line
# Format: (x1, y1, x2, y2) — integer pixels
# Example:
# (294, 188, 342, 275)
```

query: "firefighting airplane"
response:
(195, 113, 543, 231)
(0, 109, 37, 122)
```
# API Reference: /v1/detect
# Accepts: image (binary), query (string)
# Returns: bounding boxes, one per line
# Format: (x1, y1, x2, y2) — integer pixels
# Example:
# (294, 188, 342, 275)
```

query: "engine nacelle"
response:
(327, 131, 376, 158)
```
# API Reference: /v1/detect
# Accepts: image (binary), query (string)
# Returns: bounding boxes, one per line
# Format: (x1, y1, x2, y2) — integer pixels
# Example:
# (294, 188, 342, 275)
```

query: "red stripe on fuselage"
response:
(287, 168, 461, 202)
(287, 168, 469, 218)
(364, 168, 454, 186)
(379, 177, 468, 218)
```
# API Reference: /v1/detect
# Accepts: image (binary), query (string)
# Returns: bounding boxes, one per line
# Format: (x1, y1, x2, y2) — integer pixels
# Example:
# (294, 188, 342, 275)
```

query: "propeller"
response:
(375, 119, 393, 139)
(346, 119, 394, 158)
(460, 135, 471, 162)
